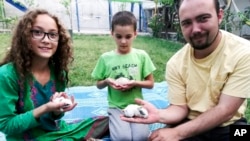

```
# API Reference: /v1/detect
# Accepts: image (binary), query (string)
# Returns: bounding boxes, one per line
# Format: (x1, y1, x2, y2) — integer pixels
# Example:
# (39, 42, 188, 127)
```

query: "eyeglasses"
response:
(30, 29, 59, 42)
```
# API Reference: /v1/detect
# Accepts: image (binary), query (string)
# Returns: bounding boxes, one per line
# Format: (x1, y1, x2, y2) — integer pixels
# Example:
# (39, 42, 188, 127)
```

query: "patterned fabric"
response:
(63, 81, 169, 132)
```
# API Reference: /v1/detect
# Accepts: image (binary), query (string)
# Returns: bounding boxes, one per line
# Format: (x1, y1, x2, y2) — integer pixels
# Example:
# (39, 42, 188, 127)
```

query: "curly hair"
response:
(0, 9, 74, 86)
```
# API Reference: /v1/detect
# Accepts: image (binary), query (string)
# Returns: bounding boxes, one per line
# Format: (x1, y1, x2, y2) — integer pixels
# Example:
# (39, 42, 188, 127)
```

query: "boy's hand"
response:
(119, 80, 135, 91)
(114, 77, 136, 91)
(106, 77, 135, 91)
(106, 78, 123, 90)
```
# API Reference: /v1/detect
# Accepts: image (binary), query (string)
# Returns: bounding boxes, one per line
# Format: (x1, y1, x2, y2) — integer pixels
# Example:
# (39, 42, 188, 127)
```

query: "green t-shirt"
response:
(92, 48, 156, 108)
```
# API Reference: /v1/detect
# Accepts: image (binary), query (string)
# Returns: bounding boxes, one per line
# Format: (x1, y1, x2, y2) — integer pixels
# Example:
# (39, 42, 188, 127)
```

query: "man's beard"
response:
(190, 30, 219, 50)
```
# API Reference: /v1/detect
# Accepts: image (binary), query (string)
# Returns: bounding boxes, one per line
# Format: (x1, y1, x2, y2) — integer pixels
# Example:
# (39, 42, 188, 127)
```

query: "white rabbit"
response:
(0, 132, 6, 141)
(123, 104, 148, 118)
(115, 77, 130, 85)
(53, 97, 72, 108)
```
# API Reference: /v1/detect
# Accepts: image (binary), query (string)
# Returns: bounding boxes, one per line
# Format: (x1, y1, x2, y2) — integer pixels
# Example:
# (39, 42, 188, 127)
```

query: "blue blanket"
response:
(63, 81, 169, 131)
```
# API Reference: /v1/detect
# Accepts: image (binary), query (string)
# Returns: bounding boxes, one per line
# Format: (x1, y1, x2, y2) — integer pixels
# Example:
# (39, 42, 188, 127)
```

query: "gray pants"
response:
(108, 108, 150, 141)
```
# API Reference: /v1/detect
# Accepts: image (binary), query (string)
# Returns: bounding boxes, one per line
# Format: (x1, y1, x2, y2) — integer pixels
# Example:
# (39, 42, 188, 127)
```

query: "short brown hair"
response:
(111, 11, 137, 32)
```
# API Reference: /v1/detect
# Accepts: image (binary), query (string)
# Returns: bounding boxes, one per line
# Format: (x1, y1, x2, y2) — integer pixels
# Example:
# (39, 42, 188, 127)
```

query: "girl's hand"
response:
(49, 92, 77, 114)
(33, 92, 77, 119)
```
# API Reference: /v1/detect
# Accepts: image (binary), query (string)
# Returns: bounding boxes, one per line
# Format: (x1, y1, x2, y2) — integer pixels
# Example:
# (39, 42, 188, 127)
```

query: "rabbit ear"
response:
(138, 107, 146, 116)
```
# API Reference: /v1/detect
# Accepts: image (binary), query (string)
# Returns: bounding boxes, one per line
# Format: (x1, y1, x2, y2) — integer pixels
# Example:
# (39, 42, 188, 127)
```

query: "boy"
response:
(91, 11, 156, 141)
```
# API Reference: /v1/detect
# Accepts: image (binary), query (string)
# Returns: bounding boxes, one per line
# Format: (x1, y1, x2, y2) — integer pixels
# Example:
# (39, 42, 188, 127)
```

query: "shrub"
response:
(148, 14, 165, 38)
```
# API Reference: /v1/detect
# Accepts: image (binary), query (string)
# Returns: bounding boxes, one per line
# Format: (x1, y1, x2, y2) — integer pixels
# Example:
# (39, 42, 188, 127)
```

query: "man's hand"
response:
(120, 98, 160, 124)
(148, 128, 181, 141)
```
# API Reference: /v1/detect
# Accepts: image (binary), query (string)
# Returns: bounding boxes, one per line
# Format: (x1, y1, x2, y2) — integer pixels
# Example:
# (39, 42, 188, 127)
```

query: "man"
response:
(121, 0, 250, 140)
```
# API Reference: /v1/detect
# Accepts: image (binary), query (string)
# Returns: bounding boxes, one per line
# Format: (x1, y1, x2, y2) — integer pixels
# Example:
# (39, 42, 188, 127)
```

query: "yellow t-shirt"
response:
(166, 30, 250, 126)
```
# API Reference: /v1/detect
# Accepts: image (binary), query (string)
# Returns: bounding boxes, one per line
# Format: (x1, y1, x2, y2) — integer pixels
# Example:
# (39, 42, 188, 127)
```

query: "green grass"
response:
(0, 34, 11, 57)
(69, 34, 183, 86)
(0, 33, 249, 123)
(0, 33, 183, 86)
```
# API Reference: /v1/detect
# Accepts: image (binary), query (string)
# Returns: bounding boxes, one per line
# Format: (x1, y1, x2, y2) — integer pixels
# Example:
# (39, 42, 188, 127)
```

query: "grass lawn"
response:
(0, 33, 249, 122)
(70, 34, 183, 86)
(0, 33, 183, 86)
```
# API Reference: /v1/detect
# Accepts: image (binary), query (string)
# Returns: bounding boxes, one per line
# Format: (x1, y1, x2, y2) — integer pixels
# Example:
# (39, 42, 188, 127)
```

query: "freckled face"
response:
(112, 25, 137, 54)
(30, 14, 59, 59)
(179, 0, 223, 50)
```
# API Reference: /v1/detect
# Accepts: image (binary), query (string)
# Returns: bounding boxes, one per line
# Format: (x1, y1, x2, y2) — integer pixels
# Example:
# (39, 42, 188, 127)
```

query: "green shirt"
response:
(0, 63, 108, 141)
(92, 48, 156, 108)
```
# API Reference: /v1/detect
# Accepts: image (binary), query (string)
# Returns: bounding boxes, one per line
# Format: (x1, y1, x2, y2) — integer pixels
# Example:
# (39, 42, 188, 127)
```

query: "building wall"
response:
(3, 0, 155, 32)
(2, 0, 249, 35)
